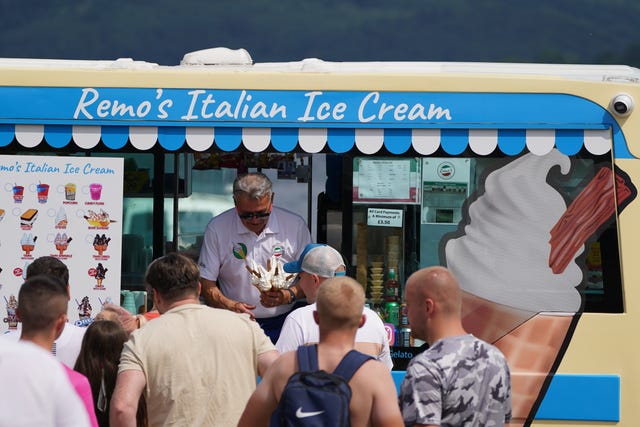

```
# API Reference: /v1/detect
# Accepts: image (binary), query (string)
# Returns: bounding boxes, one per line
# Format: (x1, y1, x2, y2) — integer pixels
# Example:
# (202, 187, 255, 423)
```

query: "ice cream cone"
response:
(494, 312, 574, 424)
(461, 291, 574, 424)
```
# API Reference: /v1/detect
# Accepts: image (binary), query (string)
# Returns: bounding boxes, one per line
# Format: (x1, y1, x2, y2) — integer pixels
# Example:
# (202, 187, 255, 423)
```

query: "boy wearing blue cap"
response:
(276, 243, 393, 369)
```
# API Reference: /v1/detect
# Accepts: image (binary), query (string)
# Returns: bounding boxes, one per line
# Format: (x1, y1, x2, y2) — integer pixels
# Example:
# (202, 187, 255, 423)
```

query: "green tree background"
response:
(1, 0, 639, 66)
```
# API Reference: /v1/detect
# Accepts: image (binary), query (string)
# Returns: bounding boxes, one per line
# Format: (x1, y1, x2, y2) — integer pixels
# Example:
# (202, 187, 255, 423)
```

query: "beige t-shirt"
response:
(119, 304, 275, 427)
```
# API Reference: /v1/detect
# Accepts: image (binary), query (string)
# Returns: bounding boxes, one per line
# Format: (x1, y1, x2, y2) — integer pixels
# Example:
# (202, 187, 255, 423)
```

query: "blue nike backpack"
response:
(270, 344, 373, 427)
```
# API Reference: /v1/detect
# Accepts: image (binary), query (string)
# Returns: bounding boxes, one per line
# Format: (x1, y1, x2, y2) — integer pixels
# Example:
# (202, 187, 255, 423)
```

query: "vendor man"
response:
(198, 172, 311, 343)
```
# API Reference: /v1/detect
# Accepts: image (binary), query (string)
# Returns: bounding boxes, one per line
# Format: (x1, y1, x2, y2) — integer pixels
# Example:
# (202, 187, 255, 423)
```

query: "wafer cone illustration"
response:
(461, 292, 574, 424)
(446, 150, 636, 426)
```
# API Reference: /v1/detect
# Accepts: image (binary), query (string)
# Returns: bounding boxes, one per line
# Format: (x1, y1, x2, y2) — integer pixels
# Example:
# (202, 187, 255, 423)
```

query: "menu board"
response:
(352, 157, 421, 204)
(0, 155, 123, 332)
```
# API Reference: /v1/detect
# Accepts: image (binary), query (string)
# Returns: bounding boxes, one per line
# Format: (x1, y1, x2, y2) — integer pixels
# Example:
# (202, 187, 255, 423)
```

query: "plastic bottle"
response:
(384, 267, 400, 302)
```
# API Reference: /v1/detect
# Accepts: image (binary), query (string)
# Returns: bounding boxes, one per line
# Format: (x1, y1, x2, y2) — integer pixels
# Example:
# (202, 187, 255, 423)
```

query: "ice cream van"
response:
(1, 47, 639, 425)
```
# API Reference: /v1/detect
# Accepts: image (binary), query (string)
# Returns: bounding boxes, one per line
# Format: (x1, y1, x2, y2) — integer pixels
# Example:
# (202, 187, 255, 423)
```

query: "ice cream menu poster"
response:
(0, 155, 123, 332)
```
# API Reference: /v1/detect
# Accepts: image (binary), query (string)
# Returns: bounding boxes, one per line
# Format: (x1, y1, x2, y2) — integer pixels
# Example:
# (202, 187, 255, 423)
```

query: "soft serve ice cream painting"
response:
(444, 149, 635, 424)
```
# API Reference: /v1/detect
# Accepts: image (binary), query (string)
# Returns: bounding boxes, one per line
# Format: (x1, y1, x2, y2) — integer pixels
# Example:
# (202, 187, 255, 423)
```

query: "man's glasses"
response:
(238, 211, 271, 220)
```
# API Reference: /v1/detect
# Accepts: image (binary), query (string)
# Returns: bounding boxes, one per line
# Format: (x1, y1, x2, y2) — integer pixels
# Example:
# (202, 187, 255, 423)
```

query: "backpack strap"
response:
(332, 350, 374, 382)
(296, 344, 320, 372)
(297, 345, 373, 381)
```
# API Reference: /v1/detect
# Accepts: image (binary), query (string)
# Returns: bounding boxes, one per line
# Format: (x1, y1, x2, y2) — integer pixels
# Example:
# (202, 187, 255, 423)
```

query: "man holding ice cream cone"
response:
(198, 172, 311, 343)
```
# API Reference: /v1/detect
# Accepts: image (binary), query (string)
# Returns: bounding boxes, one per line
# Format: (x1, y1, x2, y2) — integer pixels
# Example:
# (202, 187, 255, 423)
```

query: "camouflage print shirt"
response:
(399, 334, 511, 426)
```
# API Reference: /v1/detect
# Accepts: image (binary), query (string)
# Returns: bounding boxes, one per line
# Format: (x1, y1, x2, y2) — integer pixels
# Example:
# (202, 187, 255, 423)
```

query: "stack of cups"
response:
(385, 235, 401, 272)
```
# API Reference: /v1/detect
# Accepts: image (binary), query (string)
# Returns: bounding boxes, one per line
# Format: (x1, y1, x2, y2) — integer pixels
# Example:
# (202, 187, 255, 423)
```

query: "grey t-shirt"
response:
(400, 334, 512, 426)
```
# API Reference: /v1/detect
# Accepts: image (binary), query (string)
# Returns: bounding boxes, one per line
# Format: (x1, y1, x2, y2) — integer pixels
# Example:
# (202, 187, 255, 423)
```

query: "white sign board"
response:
(367, 208, 403, 228)
(0, 155, 123, 332)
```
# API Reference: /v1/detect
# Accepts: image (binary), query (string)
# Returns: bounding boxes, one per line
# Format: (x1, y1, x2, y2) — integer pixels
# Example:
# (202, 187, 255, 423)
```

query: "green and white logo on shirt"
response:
(233, 242, 247, 259)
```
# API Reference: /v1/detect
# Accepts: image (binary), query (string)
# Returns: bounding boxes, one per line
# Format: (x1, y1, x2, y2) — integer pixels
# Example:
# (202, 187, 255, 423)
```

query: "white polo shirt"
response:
(199, 206, 311, 319)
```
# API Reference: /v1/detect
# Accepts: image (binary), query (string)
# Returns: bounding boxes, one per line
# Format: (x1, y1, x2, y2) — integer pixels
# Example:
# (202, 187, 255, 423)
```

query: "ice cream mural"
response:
(444, 149, 636, 424)
(0, 154, 123, 332)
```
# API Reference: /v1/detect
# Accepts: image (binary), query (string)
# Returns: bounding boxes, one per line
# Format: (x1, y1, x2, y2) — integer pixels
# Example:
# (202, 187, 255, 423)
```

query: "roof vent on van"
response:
(180, 47, 253, 66)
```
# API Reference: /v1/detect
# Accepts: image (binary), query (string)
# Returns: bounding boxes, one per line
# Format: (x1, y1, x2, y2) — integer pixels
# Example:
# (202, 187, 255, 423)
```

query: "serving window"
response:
(339, 148, 629, 316)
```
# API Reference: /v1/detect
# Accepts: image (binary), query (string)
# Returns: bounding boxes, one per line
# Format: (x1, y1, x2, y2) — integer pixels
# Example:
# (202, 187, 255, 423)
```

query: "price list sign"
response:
(367, 208, 403, 228)
(353, 157, 420, 204)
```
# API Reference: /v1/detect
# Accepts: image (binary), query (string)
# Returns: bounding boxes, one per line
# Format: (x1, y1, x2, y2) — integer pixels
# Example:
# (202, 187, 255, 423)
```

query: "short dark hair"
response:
(144, 252, 200, 302)
(18, 274, 68, 333)
(26, 256, 70, 285)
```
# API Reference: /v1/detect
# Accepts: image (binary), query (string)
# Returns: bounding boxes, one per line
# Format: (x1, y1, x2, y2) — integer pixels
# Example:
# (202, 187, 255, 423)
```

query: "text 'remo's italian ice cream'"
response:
(445, 149, 636, 422)
(246, 255, 295, 292)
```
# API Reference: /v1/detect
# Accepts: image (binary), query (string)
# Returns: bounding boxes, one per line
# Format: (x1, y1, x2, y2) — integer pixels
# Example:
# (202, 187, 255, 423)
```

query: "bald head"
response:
(316, 276, 365, 330)
(406, 266, 462, 317)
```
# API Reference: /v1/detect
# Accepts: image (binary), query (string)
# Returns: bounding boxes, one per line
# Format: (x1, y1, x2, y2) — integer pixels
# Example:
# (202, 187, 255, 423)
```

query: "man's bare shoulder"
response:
(349, 358, 404, 427)
(351, 358, 395, 388)
(266, 350, 298, 385)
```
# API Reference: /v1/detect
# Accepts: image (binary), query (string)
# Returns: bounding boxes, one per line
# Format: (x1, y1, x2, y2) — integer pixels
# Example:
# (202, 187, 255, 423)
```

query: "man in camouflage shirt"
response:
(399, 266, 511, 426)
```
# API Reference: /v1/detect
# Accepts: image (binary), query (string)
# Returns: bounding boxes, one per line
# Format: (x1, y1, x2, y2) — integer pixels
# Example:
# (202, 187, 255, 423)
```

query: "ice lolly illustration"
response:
(77, 296, 92, 320)
(95, 263, 108, 287)
(4, 295, 19, 329)
(445, 150, 636, 423)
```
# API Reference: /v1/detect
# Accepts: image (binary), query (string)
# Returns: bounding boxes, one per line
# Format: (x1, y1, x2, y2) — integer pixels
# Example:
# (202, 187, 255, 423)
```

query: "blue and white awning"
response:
(0, 124, 613, 156)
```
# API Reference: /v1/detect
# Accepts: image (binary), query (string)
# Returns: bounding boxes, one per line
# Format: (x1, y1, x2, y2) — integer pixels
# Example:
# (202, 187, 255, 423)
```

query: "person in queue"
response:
(74, 319, 147, 427)
(238, 276, 403, 427)
(17, 274, 97, 426)
(0, 339, 90, 427)
(276, 243, 393, 370)
(110, 252, 278, 427)
(1, 256, 86, 368)
(198, 172, 311, 343)
(399, 266, 512, 426)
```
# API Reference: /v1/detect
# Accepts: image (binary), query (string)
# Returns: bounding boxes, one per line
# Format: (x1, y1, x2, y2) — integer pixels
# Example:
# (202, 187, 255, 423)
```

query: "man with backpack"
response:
(237, 276, 403, 427)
